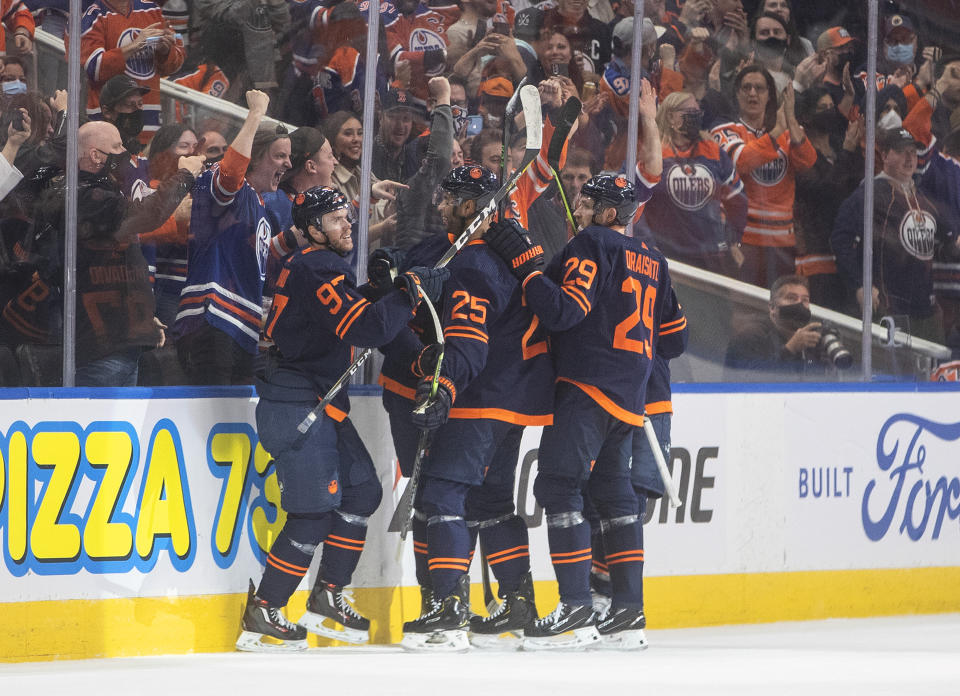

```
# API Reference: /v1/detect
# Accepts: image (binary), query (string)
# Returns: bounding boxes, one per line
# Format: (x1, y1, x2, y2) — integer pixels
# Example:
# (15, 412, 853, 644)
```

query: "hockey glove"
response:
(412, 343, 443, 379)
(368, 247, 405, 289)
(396, 266, 449, 307)
(484, 219, 545, 281)
(411, 376, 454, 431)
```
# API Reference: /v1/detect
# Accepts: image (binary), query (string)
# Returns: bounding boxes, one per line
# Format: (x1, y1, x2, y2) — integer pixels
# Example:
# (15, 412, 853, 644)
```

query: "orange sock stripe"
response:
(487, 544, 529, 560)
(606, 554, 645, 565)
(323, 539, 364, 552)
(428, 563, 471, 571)
(488, 551, 529, 565)
(550, 548, 592, 558)
(414, 547, 429, 555)
(551, 554, 593, 565)
(592, 561, 609, 571)
(266, 556, 307, 577)
(605, 549, 644, 560)
(267, 554, 309, 573)
(327, 534, 366, 546)
(429, 556, 470, 564)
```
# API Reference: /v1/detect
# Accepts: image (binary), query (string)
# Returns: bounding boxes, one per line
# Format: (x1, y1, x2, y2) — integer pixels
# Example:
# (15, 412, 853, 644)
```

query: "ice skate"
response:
(298, 580, 370, 644)
(419, 584, 436, 614)
(401, 575, 470, 653)
(469, 572, 536, 650)
(235, 580, 308, 652)
(594, 606, 648, 650)
(591, 591, 612, 620)
(522, 601, 600, 651)
(590, 570, 612, 619)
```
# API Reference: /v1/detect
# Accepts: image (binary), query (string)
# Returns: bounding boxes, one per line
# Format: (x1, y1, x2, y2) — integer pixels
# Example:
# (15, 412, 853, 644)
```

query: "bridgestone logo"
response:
(512, 246, 544, 269)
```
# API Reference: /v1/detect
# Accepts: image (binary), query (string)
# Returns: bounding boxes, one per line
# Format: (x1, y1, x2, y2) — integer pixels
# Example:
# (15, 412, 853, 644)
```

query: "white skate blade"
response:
(235, 630, 308, 653)
(401, 630, 470, 653)
(522, 625, 600, 652)
(468, 631, 523, 650)
(593, 628, 648, 651)
(297, 611, 369, 644)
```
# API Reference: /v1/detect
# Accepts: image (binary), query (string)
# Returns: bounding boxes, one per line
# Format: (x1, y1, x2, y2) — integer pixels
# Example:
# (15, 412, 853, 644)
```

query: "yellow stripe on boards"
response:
(4, 567, 960, 663)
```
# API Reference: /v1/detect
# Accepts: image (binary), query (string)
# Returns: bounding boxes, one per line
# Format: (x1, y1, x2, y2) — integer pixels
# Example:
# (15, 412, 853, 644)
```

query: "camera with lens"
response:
(818, 322, 853, 369)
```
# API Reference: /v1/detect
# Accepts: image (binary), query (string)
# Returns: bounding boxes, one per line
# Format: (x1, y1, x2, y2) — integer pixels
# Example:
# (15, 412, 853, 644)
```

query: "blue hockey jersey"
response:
(260, 245, 419, 413)
(173, 150, 272, 354)
(522, 226, 685, 425)
(437, 240, 555, 425)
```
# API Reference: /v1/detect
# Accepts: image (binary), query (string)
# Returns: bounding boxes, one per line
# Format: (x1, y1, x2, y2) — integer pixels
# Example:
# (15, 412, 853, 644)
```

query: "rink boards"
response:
(2, 383, 960, 661)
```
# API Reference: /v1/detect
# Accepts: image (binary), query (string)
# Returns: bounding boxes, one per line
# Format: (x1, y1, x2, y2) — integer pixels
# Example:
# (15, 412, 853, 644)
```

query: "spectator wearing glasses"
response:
(711, 65, 816, 288)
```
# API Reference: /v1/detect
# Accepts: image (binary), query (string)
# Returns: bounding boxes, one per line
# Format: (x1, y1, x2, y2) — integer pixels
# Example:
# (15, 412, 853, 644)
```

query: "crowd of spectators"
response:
(1, 0, 960, 386)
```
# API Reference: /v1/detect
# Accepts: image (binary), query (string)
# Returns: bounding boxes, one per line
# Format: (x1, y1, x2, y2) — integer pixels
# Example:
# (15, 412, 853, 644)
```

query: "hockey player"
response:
(589, 307, 689, 644)
(484, 174, 684, 650)
(237, 186, 448, 652)
(399, 165, 555, 652)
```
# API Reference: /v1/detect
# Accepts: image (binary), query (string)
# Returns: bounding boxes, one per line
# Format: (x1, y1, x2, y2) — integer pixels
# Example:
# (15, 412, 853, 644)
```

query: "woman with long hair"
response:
(710, 65, 817, 288)
(641, 91, 747, 276)
(321, 111, 397, 248)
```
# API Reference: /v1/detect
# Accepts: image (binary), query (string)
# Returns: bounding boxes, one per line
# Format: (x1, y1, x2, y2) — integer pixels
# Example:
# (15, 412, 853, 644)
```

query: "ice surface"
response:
(2, 614, 959, 696)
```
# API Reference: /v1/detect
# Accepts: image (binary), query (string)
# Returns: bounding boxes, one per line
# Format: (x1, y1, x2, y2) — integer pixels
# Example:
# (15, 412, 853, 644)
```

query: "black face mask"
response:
(808, 108, 847, 136)
(679, 110, 704, 140)
(756, 37, 788, 61)
(777, 302, 811, 329)
(103, 151, 130, 178)
(113, 110, 144, 142)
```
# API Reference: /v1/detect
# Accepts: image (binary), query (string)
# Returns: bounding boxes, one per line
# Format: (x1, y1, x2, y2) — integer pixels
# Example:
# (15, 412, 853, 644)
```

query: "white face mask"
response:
(878, 110, 903, 130)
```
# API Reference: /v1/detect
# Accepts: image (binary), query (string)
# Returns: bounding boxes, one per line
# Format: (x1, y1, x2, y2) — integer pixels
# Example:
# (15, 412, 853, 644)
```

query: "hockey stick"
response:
(643, 415, 681, 508)
(392, 294, 445, 562)
(546, 97, 581, 235)
(294, 87, 543, 442)
(546, 96, 581, 173)
(500, 78, 529, 217)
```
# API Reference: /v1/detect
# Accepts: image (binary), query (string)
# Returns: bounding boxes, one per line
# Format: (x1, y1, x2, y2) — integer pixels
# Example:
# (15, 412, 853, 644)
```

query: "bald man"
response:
(0, 119, 204, 385)
(77, 120, 127, 176)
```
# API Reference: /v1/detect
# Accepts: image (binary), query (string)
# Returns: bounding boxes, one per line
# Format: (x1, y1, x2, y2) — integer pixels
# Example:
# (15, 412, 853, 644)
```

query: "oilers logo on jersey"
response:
(899, 210, 936, 261)
(256, 218, 272, 281)
(750, 152, 788, 187)
(666, 163, 716, 212)
(118, 27, 157, 80)
(410, 28, 446, 52)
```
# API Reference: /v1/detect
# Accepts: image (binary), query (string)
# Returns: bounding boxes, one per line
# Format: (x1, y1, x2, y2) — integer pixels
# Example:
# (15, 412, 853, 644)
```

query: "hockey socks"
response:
(427, 516, 472, 599)
(546, 511, 592, 606)
(412, 511, 431, 588)
(319, 510, 369, 587)
(479, 514, 530, 595)
(257, 513, 333, 607)
(601, 515, 644, 608)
